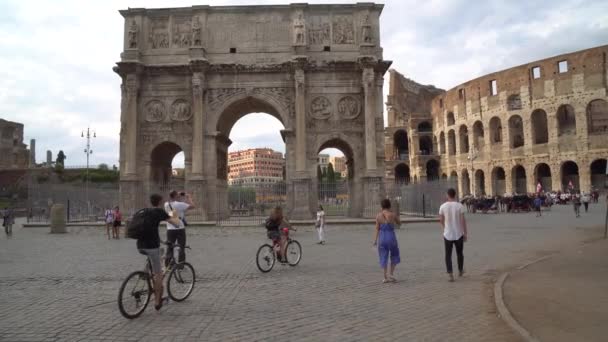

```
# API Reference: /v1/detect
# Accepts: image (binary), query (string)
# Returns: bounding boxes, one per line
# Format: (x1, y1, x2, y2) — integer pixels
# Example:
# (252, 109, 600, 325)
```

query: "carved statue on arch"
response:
(128, 20, 138, 48)
(293, 13, 306, 46)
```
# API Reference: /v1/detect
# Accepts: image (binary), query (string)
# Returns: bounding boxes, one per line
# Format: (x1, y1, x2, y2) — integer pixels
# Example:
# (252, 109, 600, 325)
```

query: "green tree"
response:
(56, 150, 66, 167)
(98, 163, 109, 170)
(327, 163, 335, 183)
(317, 165, 323, 181)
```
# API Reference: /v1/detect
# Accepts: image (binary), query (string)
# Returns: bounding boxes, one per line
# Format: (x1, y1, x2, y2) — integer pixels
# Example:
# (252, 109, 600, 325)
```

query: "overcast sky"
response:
(1, 0, 606, 167)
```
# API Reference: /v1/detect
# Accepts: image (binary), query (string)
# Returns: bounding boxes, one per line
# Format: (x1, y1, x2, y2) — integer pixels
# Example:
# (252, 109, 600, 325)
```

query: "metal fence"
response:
(382, 178, 458, 217)
(26, 177, 455, 224)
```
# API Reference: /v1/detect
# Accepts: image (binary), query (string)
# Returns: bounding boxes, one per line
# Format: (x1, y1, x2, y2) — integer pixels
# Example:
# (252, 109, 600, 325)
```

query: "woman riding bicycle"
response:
(265, 206, 294, 262)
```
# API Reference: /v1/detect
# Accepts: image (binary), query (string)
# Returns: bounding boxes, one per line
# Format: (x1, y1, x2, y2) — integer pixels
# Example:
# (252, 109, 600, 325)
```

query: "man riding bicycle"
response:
(137, 194, 181, 310)
(265, 206, 295, 262)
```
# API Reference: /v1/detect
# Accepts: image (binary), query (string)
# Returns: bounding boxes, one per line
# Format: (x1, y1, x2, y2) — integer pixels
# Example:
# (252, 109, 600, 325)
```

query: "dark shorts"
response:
(267, 230, 281, 241)
(113, 220, 121, 227)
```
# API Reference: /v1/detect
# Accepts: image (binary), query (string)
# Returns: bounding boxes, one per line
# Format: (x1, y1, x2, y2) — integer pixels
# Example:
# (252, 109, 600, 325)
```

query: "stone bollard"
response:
(50, 204, 67, 234)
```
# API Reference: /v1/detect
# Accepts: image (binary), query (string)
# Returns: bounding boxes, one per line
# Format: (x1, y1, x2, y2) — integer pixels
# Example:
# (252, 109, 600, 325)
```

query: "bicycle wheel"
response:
(167, 262, 196, 302)
(256, 244, 275, 273)
(286, 240, 302, 266)
(118, 271, 151, 319)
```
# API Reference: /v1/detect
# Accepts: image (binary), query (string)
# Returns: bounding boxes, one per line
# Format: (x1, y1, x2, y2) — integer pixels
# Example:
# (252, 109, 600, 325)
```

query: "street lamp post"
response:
(82, 127, 96, 218)
(467, 146, 478, 196)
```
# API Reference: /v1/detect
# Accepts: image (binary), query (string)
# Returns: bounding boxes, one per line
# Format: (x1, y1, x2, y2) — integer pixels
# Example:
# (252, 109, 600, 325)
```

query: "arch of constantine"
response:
(386, 45, 608, 196)
(115, 4, 391, 219)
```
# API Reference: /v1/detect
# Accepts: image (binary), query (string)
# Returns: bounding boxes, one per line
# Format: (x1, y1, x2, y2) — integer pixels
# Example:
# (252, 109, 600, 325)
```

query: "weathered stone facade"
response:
(115, 4, 391, 219)
(386, 45, 608, 195)
(0, 119, 30, 170)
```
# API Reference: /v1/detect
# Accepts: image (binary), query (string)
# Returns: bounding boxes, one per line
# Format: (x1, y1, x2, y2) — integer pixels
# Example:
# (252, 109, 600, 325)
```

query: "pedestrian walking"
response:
(439, 188, 468, 282)
(104, 207, 114, 240)
(373, 199, 401, 283)
(572, 193, 581, 218)
(315, 205, 326, 245)
(112, 206, 122, 239)
(534, 195, 542, 217)
(581, 192, 590, 212)
(2, 207, 14, 236)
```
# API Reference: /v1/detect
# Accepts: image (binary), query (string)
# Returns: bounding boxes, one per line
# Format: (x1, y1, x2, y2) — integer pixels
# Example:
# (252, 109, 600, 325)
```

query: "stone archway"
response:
(426, 159, 440, 180)
(590, 159, 607, 190)
(316, 138, 357, 217)
(491, 167, 506, 195)
(534, 163, 552, 192)
(472, 121, 484, 149)
(115, 4, 390, 220)
(512, 165, 527, 194)
(461, 169, 471, 195)
(447, 130, 456, 155)
(394, 163, 410, 184)
(561, 161, 579, 191)
(439, 132, 446, 155)
(459, 125, 469, 154)
(557, 104, 576, 136)
(587, 99, 608, 135)
(419, 136, 433, 155)
(474, 169, 485, 196)
(393, 129, 408, 160)
(509, 115, 524, 148)
(489, 117, 502, 145)
(447, 112, 455, 126)
(531, 109, 548, 144)
(149, 141, 184, 186)
(450, 170, 458, 182)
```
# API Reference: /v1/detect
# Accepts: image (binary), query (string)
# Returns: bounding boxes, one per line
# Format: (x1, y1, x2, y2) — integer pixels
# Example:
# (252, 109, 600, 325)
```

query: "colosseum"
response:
(385, 45, 608, 196)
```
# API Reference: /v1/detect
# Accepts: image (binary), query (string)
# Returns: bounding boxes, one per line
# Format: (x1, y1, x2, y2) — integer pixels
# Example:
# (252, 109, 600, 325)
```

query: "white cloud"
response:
(1, 0, 606, 167)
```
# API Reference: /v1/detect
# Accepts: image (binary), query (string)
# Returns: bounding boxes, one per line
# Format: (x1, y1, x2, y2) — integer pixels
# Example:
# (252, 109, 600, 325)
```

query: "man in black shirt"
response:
(138, 193, 181, 310)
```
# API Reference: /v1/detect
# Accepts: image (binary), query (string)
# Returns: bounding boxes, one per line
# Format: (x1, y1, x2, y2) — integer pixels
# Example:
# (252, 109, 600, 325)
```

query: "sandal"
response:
(388, 276, 397, 282)
(382, 278, 390, 283)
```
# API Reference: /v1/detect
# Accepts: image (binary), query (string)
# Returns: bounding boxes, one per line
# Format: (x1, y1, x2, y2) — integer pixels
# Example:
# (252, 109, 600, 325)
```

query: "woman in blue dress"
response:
(373, 199, 401, 283)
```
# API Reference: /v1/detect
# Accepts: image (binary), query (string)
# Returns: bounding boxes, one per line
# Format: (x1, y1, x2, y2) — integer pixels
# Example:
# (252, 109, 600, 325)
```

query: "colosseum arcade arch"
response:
(393, 129, 408, 160)
(115, 4, 390, 220)
(426, 159, 440, 180)
(489, 117, 502, 145)
(419, 136, 433, 155)
(394, 163, 410, 184)
(561, 161, 580, 191)
(534, 163, 552, 192)
(590, 159, 607, 190)
(557, 105, 576, 136)
(512, 165, 527, 194)
(491, 167, 506, 195)
(447, 112, 455, 126)
(587, 99, 608, 134)
(439, 132, 446, 155)
(531, 109, 548, 144)
(461, 169, 471, 195)
(448, 130, 456, 155)
(474, 169, 485, 196)
(509, 115, 524, 148)
(458, 125, 469, 154)
(472, 121, 484, 149)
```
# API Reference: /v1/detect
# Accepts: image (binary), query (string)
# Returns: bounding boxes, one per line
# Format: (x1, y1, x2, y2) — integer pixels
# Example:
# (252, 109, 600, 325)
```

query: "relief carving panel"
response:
(149, 17, 170, 49)
(337, 96, 361, 119)
(172, 16, 192, 48)
(333, 15, 354, 44)
(145, 100, 165, 122)
(310, 96, 331, 119)
(307, 16, 330, 45)
(170, 99, 192, 121)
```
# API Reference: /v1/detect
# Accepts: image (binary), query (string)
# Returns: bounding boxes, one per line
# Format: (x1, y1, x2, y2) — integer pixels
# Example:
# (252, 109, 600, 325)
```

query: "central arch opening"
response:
(317, 139, 354, 217)
(150, 142, 185, 192)
(561, 161, 579, 191)
(215, 96, 288, 223)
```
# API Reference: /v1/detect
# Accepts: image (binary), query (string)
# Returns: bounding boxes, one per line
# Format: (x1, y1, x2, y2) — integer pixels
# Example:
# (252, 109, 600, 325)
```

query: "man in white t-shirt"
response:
(164, 190, 195, 266)
(438, 188, 468, 282)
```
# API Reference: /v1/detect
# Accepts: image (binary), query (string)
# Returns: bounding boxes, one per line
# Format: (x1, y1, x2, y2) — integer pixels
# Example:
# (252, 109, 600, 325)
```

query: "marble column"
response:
(124, 73, 139, 177)
(191, 72, 205, 178)
(363, 67, 377, 171)
(294, 67, 307, 173)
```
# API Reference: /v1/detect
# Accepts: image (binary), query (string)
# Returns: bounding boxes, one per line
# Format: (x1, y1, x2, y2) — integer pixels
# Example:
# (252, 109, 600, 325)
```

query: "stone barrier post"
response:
(50, 204, 67, 234)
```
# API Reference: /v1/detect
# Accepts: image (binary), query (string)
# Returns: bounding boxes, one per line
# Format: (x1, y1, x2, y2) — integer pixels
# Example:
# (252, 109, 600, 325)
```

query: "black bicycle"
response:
(256, 227, 302, 273)
(118, 242, 196, 319)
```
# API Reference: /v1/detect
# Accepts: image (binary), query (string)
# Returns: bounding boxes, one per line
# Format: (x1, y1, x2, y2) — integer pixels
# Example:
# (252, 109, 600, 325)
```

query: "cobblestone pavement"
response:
(0, 202, 605, 342)
(505, 237, 608, 342)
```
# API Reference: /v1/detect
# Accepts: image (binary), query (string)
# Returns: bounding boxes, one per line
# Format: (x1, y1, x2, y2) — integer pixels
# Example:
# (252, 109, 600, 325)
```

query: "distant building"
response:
(318, 153, 330, 172)
(228, 148, 285, 186)
(329, 156, 346, 174)
(0, 119, 30, 170)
